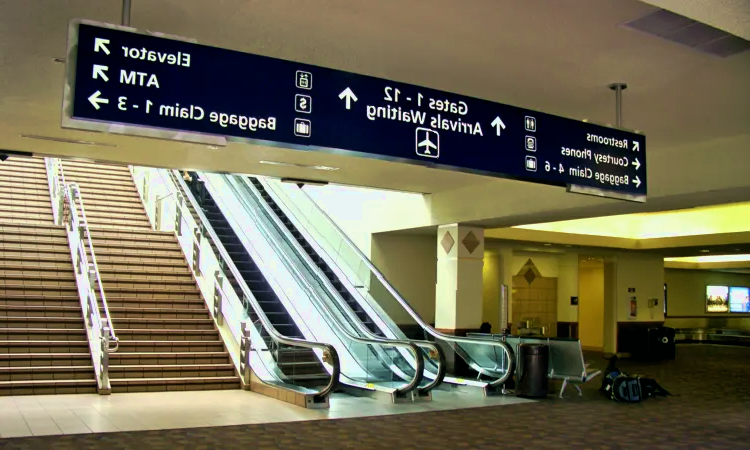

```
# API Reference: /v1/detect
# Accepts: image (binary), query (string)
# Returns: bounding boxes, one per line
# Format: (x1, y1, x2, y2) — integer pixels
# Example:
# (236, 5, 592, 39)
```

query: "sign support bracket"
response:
(609, 83, 627, 128)
(121, 0, 131, 27)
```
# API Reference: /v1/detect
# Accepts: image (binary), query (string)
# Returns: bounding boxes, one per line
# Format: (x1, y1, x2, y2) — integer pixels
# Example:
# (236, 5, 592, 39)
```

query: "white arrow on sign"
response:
(491, 116, 506, 136)
(94, 38, 110, 55)
(92, 64, 109, 82)
(633, 175, 641, 188)
(632, 141, 640, 152)
(88, 90, 109, 110)
(338, 87, 357, 110)
(632, 157, 641, 171)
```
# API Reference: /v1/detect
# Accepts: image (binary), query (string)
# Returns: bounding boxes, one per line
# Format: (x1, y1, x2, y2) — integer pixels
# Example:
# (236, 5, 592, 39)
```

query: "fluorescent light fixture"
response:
(20, 134, 117, 147)
(665, 254, 750, 264)
(280, 177, 328, 187)
(259, 160, 338, 171)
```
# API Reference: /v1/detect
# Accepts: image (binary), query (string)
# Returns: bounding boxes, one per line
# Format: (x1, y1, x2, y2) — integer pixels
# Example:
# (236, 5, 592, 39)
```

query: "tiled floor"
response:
(0, 387, 532, 438)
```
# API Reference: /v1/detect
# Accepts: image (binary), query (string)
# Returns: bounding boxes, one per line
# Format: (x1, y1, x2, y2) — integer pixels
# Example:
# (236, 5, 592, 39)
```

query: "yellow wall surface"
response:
(369, 233, 437, 324)
(663, 269, 750, 331)
(615, 254, 665, 322)
(578, 265, 604, 350)
(482, 252, 502, 327)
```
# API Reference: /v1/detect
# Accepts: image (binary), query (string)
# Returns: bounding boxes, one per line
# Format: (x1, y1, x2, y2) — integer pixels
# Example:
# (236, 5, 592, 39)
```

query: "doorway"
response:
(578, 256, 604, 351)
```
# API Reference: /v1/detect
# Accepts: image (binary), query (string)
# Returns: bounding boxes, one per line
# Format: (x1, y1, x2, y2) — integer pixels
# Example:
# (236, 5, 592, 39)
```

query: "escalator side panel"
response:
(186, 175, 330, 386)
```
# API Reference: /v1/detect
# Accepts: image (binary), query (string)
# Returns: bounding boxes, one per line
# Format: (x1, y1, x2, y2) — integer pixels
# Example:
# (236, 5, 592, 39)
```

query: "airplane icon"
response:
(415, 127, 439, 159)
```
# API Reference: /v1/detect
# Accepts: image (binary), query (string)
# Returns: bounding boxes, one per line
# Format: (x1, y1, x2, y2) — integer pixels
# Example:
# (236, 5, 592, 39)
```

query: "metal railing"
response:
(130, 166, 341, 403)
(60, 181, 119, 393)
(261, 178, 515, 389)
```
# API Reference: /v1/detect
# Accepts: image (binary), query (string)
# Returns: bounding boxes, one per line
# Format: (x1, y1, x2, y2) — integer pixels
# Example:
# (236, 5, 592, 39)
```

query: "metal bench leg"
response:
(575, 384, 582, 396)
(559, 379, 569, 399)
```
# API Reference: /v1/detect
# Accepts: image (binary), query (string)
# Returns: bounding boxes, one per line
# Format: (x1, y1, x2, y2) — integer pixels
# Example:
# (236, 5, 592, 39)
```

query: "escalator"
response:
(183, 172, 434, 401)
(251, 176, 515, 395)
(248, 177, 384, 338)
(186, 176, 330, 387)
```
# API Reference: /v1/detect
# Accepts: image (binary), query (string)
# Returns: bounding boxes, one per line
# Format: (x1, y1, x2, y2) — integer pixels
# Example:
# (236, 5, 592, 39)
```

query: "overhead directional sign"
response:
(64, 20, 647, 199)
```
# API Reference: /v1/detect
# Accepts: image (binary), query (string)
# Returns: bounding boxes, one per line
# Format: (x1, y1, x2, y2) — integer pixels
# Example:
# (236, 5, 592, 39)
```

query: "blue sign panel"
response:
(69, 21, 647, 197)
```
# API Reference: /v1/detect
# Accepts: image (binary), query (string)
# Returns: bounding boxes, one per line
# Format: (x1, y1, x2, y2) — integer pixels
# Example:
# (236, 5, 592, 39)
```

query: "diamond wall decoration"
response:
(441, 231, 455, 254)
(462, 231, 480, 254)
(523, 268, 537, 285)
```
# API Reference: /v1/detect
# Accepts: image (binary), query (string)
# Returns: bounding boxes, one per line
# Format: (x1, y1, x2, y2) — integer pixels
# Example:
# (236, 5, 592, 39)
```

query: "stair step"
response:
(113, 329, 219, 340)
(0, 352, 92, 366)
(109, 364, 236, 379)
(0, 294, 81, 307)
(116, 340, 226, 352)
(0, 378, 98, 396)
(111, 318, 214, 330)
(110, 352, 232, 365)
(0, 305, 83, 318)
(110, 376, 240, 393)
(89, 226, 173, 237)
(0, 340, 90, 353)
(108, 307, 210, 319)
(0, 317, 85, 329)
(100, 278, 197, 288)
(105, 297, 206, 309)
(100, 287, 202, 298)
(0, 329, 87, 340)
(98, 267, 192, 277)
(0, 365, 95, 381)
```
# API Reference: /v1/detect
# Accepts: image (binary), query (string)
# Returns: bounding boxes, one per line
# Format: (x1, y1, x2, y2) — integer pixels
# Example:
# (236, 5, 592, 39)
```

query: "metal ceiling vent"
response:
(623, 8, 750, 57)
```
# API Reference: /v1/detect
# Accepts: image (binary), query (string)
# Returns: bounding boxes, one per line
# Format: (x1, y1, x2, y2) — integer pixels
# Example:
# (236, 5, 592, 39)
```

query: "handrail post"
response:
(192, 227, 202, 277)
(240, 321, 251, 388)
(213, 273, 224, 325)
(100, 326, 111, 394)
(174, 193, 183, 236)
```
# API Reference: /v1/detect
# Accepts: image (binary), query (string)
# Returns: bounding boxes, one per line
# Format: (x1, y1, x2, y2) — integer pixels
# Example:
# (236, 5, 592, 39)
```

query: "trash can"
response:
(646, 326, 676, 360)
(515, 344, 549, 398)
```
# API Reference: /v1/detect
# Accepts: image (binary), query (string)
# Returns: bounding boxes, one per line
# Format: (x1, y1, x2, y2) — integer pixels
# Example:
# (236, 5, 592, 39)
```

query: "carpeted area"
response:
(1, 344, 748, 449)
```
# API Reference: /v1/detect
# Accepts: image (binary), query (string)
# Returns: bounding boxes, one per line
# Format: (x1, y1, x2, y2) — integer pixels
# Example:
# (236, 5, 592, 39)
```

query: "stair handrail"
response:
(156, 169, 341, 398)
(266, 180, 514, 386)
(239, 176, 443, 395)
(216, 173, 425, 396)
(64, 183, 119, 353)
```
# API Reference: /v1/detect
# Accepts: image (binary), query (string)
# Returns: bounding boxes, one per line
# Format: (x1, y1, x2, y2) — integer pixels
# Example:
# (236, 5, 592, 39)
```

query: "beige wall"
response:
(665, 269, 750, 316)
(482, 252, 502, 326)
(663, 269, 750, 330)
(557, 253, 579, 323)
(615, 254, 665, 323)
(578, 265, 604, 350)
(369, 233, 436, 324)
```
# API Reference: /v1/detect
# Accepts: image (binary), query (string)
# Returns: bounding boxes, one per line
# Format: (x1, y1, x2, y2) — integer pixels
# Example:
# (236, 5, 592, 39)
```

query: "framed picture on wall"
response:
(706, 285, 729, 313)
(728, 287, 750, 313)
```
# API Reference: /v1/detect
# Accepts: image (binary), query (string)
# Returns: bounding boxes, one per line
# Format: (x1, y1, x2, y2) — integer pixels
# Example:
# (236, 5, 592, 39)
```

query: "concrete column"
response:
(435, 224, 484, 334)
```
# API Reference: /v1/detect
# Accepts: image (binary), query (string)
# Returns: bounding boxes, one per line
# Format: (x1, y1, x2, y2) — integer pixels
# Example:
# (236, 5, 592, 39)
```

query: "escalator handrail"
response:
(167, 170, 340, 398)
(221, 174, 425, 395)
(282, 181, 514, 385)
(246, 176, 445, 394)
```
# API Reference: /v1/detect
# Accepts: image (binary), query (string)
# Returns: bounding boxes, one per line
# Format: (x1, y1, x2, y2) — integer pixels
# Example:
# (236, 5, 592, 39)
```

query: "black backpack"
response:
(600, 356, 670, 403)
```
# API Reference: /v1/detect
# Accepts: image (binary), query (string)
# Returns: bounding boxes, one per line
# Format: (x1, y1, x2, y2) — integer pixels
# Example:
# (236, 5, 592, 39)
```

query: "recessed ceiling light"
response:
(699, 249, 710, 253)
(206, 145, 219, 150)
(20, 134, 117, 147)
(543, 243, 552, 246)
